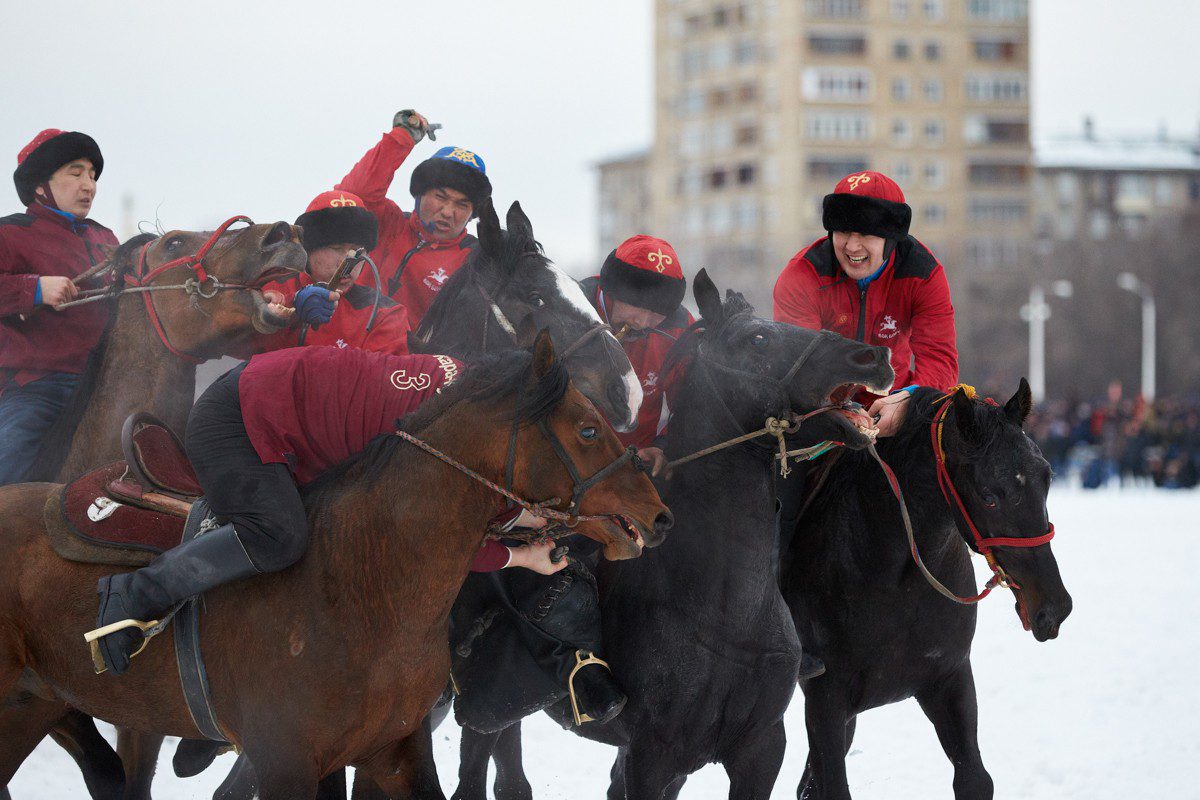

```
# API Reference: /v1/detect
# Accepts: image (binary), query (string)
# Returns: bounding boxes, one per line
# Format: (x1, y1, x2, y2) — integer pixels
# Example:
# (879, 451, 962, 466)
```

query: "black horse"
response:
(445, 272, 895, 800)
(782, 383, 1073, 800)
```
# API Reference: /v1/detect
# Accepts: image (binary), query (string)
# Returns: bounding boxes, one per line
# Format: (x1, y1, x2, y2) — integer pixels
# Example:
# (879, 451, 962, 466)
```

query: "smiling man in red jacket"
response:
(0, 129, 117, 485)
(773, 171, 958, 436)
(335, 110, 491, 324)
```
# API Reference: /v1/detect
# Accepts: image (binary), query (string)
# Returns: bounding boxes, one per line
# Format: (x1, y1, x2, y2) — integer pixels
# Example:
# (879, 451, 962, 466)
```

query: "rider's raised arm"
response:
(906, 261, 959, 392)
(334, 115, 421, 229)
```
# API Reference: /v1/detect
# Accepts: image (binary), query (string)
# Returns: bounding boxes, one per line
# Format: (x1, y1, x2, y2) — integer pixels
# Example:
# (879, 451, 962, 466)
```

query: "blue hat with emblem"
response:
(410, 146, 492, 218)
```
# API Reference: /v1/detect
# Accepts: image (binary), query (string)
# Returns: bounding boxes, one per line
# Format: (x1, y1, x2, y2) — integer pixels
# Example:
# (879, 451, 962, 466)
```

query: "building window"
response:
(924, 160, 946, 188)
(893, 160, 914, 184)
(893, 40, 910, 59)
(682, 46, 706, 79)
(968, 0, 1029, 22)
(965, 237, 1022, 269)
(924, 204, 947, 224)
(710, 87, 732, 110)
(972, 37, 1020, 61)
(805, 0, 865, 18)
(891, 117, 912, 145)
(735, 123, 760, 146)
(968, 197, 1028, 222)
(738, 82, 760, 103)
(709, 168, 729, 190)
(736, 198, 760, 230)
(923, 78, 943, 102)
(964, 116, 1028, 144)
(1089, 210, 1110, 240)
(1155, 176, 1176, 205)
(734, 38, 759, 64)
(923, 118, 944, 145)
(1055, 172, 1079, 203)
(737, 163, 757, 185)
(968, 162, 1028, 186)
(809, 157, 869, 180)
(965, 73, 1028, 102)
(677, 89, 706, 117)
(924, 40, 942, 60)
(711, 121, 735, 151)
(803, 68, 873, 102)
(710, 42, 733, 71)
(680, 123, 705, 157)
(890, 0, 910, 19)
(684, 13, 707, 33)
(922, 0, 945, 20)
(892, 77, 912, 102)
(713, 5, 730, 26)
(806, 112, 873, 142)
(808, 34, 868, 55)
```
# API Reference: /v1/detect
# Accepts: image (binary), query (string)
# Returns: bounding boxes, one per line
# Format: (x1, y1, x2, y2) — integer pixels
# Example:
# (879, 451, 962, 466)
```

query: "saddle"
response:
(44, 413, 201, 567)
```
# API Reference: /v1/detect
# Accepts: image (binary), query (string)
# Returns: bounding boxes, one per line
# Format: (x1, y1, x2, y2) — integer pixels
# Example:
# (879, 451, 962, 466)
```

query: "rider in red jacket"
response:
(90, 346, 565, 676)
(582, 235, 693, 476)
(335, 110, 491, 324)
(256, 190, 411, 356)
(773, 170, 958, 436)
(0, 129, 117, 485)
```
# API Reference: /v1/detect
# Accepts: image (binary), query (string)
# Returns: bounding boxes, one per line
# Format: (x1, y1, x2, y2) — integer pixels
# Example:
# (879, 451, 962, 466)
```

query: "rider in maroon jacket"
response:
(0, 129, 117, 485)
(90, 347, 565, 676)
(335, 110, 491, 325)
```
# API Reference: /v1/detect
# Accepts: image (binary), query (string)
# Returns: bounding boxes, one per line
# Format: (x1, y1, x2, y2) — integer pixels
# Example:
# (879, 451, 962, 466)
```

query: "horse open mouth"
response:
(595, 514, 646, 560)
(250, 290, 293, 334)
(828, 383, 860, 405)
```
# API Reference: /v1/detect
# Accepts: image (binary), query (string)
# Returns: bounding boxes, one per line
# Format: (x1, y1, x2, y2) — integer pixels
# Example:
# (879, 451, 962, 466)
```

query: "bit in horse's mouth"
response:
(614, 515, 644, 546)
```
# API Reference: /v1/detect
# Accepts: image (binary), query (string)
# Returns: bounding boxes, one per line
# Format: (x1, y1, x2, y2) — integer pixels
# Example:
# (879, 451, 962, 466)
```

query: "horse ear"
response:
(476, 198, 503, 258)
(505, 201, 534, 241)
(694, 268, 723, 327)
(951, 387, 979, 443)
(1005, 377, 1033, 427)
(532, 327, 556, 378)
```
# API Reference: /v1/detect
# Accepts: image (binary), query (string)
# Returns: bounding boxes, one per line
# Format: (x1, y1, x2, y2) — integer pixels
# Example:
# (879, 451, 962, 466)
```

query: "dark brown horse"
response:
(6, 219, 307, 799)
(0, 334, 670, 800)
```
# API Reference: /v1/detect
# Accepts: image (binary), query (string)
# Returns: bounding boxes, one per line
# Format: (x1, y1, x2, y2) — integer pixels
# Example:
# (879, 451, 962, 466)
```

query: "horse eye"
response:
(579, 426, 598, 441)
(751, 333, 768, 347)
(982, 492, 998, 509)
(529, 292, 545, 308)
(165, 237, 183, 252)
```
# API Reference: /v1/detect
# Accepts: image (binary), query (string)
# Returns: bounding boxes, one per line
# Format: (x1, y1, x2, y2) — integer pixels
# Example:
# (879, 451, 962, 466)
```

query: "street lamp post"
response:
(1020, 280, 1073, 405)
(1117, 272, 1156, 402)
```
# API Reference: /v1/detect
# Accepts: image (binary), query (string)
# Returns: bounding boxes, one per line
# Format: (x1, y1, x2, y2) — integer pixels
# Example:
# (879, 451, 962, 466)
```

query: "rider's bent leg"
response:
(776, 461, 825, 682)
(92, 364, 308, 676)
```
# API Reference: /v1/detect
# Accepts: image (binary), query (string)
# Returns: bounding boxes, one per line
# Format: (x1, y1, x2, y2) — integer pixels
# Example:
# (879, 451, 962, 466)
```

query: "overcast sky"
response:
(0, 1, 1191, 275)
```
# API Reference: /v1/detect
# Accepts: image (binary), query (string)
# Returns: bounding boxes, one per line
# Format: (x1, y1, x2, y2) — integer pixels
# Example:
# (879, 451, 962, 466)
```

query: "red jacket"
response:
(773, 235, 958, 399)
(257, 273, 411, 356)
(237, 346, 508, 571)
(583, 277, 694, 450)
(0, 204, 116, 383)
(336, 129, 476, 324)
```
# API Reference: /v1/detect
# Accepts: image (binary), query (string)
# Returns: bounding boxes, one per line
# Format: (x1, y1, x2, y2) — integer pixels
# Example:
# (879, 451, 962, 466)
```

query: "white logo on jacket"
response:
(877, 315, 899, 340)
(423, 268, 450, 292)
(642, 371, 659, 390)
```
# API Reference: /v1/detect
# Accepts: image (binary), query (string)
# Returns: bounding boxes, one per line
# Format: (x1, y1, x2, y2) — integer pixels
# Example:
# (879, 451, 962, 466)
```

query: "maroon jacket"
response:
(582, 277, 693, 451)
(237, 346, 508, 571)
(773, 235, 958, 400)
(0, 203, 116, 384)
(335, 129, 476, 324)
(257, 273, 411, 356)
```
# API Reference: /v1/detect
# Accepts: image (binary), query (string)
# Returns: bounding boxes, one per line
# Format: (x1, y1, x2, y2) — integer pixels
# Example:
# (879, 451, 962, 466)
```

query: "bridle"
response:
(473, 272, 616, 363)
(58, 216, 290, 363)
(867, 386, 1056, 626)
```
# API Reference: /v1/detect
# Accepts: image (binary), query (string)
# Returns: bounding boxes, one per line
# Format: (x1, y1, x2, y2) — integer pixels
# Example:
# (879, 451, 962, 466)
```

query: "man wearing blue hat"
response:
(335, 110, 491, 323)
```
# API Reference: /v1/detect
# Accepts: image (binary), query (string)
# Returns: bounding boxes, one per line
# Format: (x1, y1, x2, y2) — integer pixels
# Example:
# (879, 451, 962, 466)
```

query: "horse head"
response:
(940, 379, 1074, 641)
(412, 200, 642, 432)
(673, 269, 895, 448)
(116, 219, 306, 359)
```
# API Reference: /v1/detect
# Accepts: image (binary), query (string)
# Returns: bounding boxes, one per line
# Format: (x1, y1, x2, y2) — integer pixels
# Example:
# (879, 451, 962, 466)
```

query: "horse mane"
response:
(301, 347, 569, 511)
(661, 291, 755, 380)
(26, 233, 158, 482)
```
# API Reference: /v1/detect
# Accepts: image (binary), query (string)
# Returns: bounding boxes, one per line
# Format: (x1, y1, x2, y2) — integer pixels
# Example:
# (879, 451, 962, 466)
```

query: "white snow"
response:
(10, 488, 1198, 799)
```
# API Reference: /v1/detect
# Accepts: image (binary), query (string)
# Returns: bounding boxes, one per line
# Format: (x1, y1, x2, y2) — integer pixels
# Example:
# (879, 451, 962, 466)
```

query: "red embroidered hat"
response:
(600, 235, 686, 316)
(294, 190, 378, 253)
(13, 128, 104, 206)
(822, 171, 912, 240)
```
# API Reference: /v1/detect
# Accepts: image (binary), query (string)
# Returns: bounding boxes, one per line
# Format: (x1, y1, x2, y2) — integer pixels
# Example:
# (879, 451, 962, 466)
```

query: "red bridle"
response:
(125, 216, 259, 363)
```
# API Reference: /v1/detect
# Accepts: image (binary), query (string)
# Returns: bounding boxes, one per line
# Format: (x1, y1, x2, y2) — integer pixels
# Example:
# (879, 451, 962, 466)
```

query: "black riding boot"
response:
(91, 524, 260, 676)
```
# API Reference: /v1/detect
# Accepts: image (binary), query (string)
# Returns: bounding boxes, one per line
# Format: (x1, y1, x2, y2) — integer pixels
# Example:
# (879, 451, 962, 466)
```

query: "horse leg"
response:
(915, 665, 993, 800)
(212, 753, 258, 800)
(801, 687, 852, 800)
(316, 768, 347, 800)
(491, 721, 532, 800)
(450, 727, 500, 800)
(47, 710, 126, 800)
(606, 748, 627, 800)
(0, 695, 121, 797)
(622, 734, 680, 800)
(724, 719, 787, 800)
(116, 729, 163, 800)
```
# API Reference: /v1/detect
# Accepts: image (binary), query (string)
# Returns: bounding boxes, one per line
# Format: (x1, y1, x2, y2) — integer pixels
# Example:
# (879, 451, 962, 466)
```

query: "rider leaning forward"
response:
(336, 109, 491, 325)
(91, 346, 566, 676)
(0, 129, 117, 486)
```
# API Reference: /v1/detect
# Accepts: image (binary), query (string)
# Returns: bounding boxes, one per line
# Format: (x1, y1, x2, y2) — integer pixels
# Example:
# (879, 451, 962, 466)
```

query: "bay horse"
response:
(782, 383, 1073, 799)
(0, 334, 671, 800)
(445, 273, 895, 800)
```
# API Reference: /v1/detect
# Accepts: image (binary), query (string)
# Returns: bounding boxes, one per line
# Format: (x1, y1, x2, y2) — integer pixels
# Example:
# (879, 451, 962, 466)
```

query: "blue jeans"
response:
(0, 372, 80, 485)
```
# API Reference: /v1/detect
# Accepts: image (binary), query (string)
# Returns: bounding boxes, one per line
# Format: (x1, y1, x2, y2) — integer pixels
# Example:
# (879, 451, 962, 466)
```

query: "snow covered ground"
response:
(10, 488, 1198, 799)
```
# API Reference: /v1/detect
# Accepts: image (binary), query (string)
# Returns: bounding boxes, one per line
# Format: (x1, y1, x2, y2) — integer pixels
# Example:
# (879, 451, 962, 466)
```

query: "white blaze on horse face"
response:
(549, 265, 643, 428)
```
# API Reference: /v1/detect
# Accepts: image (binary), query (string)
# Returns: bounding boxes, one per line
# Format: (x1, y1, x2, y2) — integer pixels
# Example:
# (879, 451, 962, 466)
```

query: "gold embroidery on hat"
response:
(647, 249, 673, 273)
(446, 148, 481, 168)
(329, 194, 357, 207)
(846, 173, 872, 190)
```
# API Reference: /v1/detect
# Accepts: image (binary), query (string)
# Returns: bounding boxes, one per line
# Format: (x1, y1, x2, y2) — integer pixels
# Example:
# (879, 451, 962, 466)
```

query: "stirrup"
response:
(83, 617, 161, 675)
(567, 649, 611, 726)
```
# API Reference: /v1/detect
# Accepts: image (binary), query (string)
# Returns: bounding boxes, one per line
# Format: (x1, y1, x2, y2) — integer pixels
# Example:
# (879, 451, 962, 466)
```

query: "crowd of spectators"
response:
(1024, 382, 1200, 490)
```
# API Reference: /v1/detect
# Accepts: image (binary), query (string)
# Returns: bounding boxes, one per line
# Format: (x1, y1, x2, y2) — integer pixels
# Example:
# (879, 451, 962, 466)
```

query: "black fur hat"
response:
(294, 190, 378, 253)
(14, 129, 104, 206)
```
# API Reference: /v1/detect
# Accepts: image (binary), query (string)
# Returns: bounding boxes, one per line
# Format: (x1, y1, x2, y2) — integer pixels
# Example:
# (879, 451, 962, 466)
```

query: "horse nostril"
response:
(655, 510, 674, 532)
(263, 221, 289, 248)
(850, 349, 877, 366)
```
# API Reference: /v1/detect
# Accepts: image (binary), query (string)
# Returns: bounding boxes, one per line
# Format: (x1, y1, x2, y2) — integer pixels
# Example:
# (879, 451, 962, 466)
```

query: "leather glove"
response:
(293, 285, 337, 326)
(393, 109, 435, 143)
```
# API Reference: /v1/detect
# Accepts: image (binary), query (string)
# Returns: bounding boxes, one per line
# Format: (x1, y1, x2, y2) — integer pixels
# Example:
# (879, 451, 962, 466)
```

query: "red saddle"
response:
(45, 414, 202, 567)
